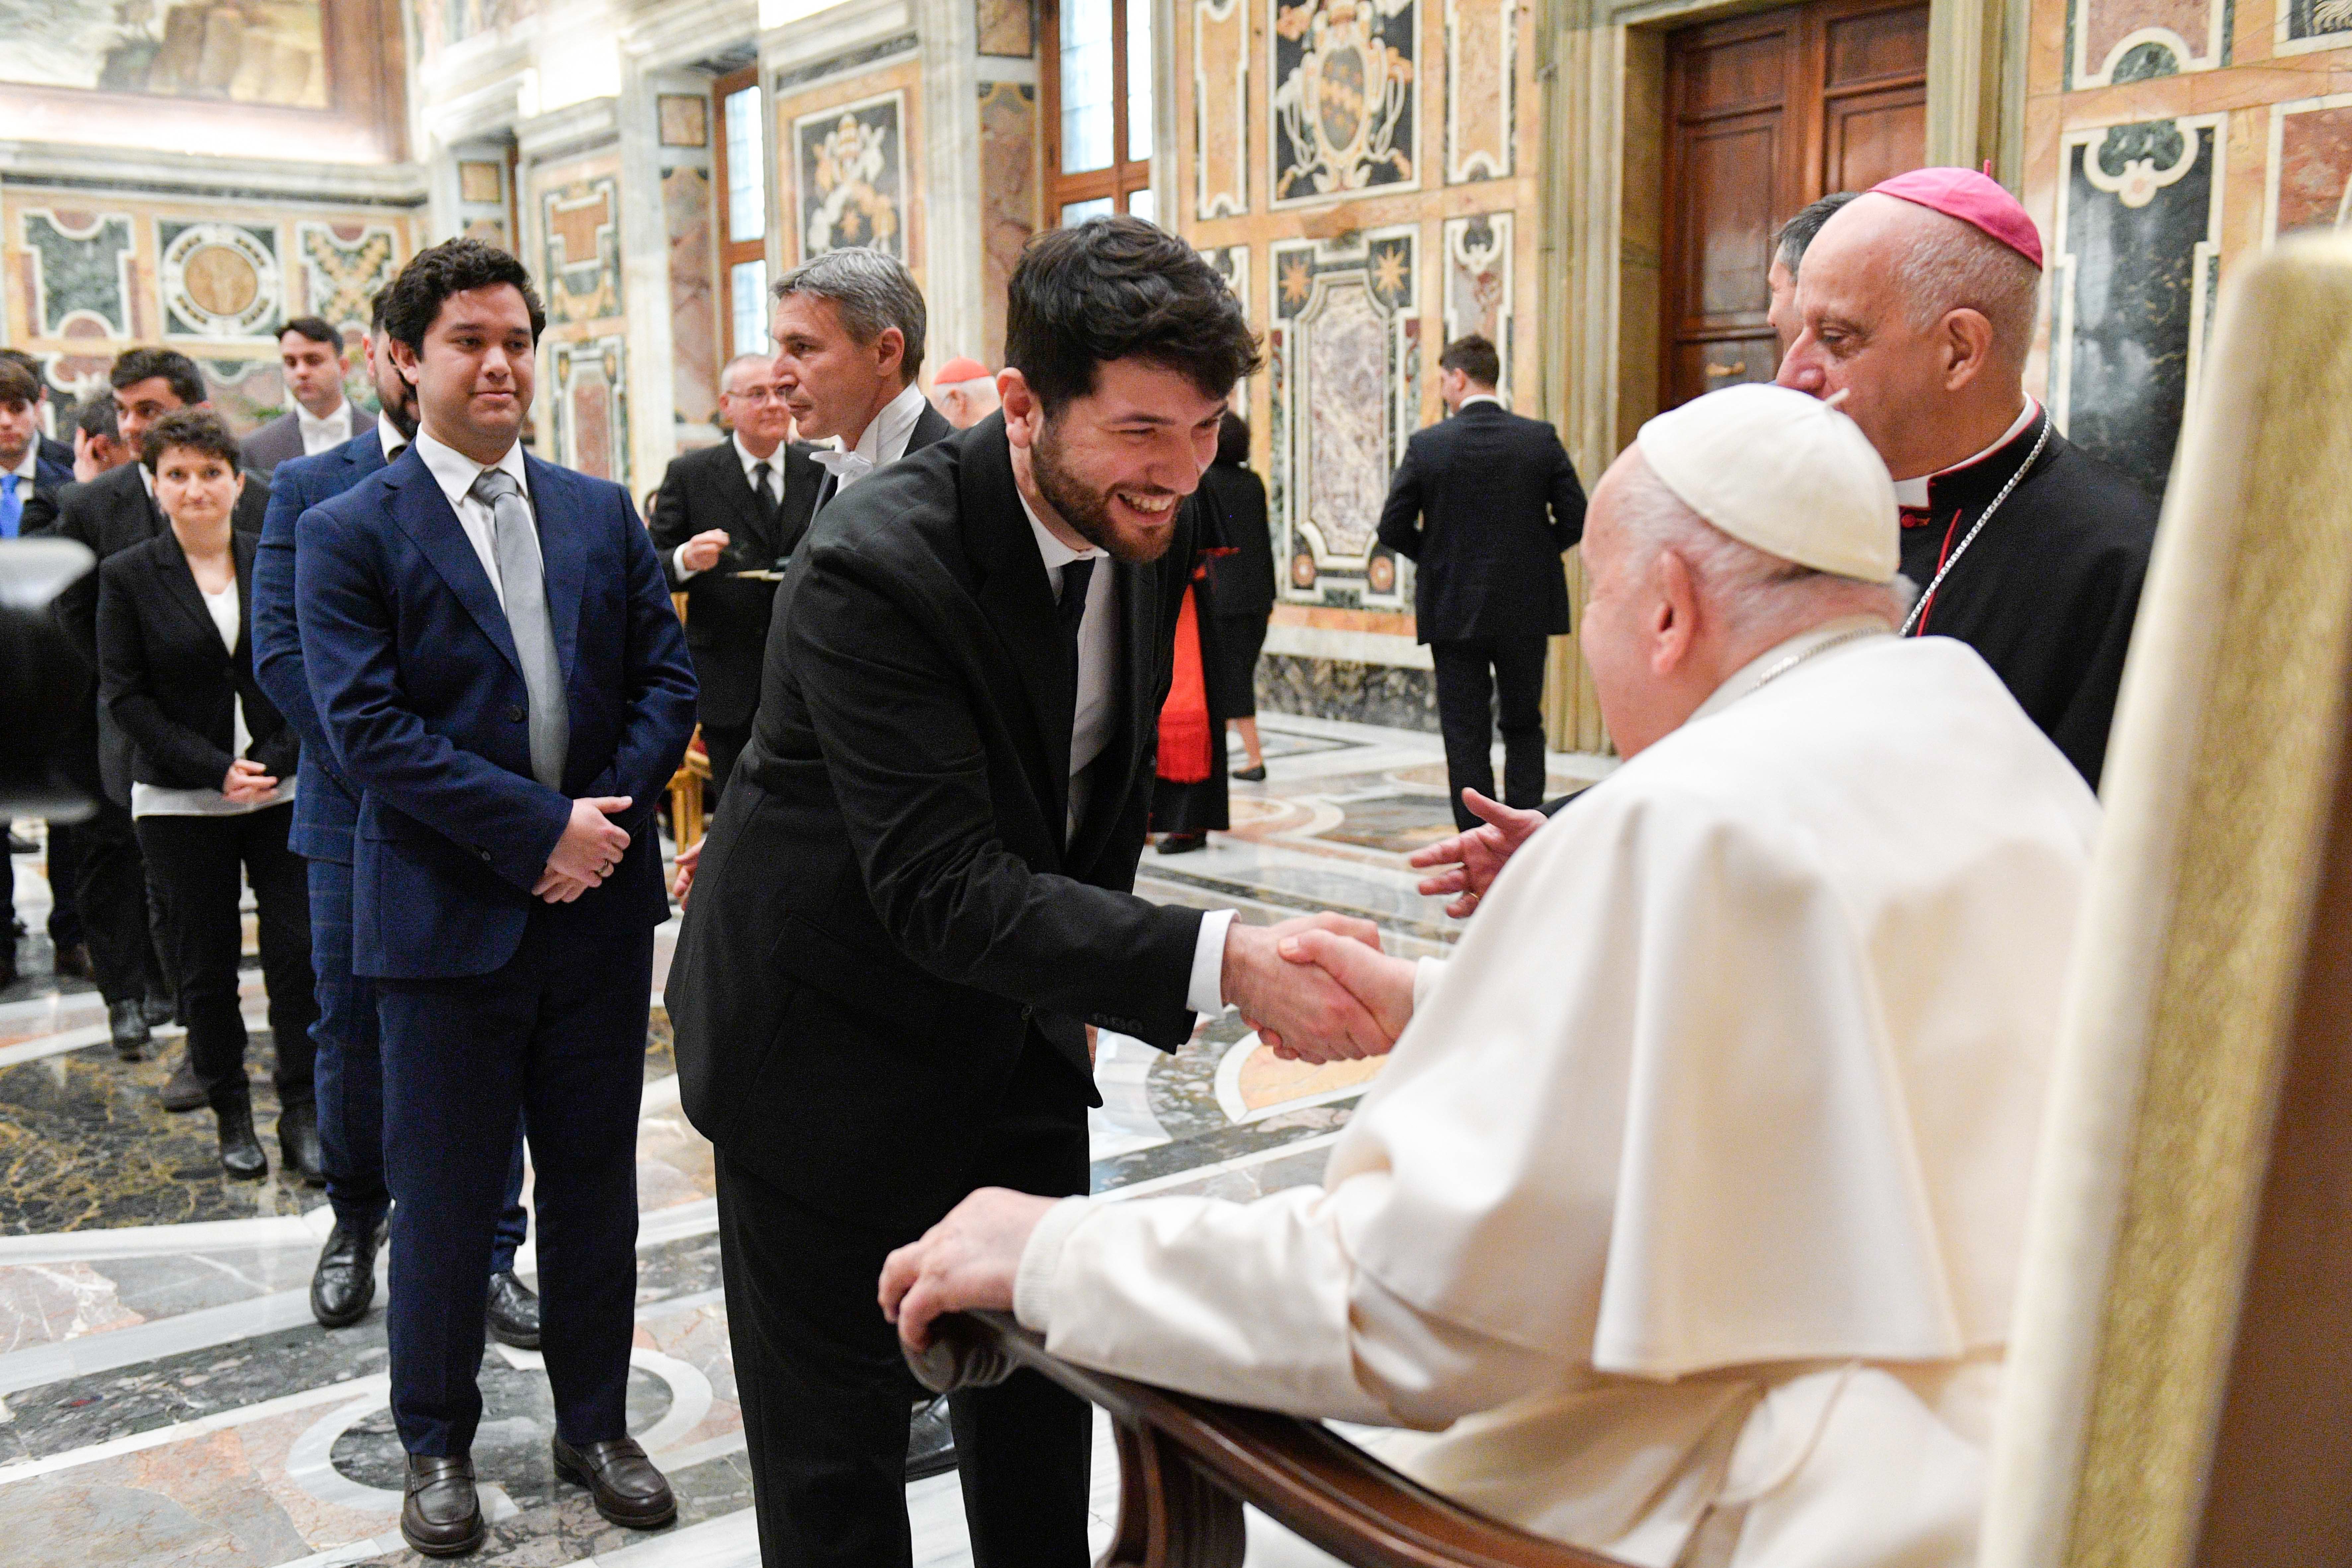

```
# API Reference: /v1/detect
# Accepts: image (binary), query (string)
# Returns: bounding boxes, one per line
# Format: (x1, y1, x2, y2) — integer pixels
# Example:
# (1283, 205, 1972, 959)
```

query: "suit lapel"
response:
(962, 423, 1073, 835)
(384, 447, 525, 677)
(151, 529, 225, 654)
(717, 443, 775, 555)
(524, 454, 586, 684)
(905, 401, 954, 455)
(231, 533, 257, 666)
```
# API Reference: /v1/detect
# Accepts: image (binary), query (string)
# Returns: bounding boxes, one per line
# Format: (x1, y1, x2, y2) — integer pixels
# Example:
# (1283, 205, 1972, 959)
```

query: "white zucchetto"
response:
(1636, 383, 1900, 583)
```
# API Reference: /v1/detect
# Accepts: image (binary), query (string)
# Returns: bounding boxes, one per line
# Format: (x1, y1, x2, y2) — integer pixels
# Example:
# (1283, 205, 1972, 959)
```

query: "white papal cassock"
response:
(1013, 620, 2098, 1568)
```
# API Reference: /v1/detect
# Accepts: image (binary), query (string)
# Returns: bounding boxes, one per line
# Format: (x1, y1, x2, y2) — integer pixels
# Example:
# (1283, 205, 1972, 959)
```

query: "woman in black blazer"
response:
(97, 409, 319, 1182)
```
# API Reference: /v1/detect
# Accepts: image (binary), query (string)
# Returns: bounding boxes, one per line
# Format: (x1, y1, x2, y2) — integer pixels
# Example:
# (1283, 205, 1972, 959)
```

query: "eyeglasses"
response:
(726, 386, 791, 404)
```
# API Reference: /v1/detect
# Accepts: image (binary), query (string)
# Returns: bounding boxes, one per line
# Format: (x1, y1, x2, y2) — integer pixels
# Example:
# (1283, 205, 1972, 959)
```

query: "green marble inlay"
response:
(22, 213, 132, 337)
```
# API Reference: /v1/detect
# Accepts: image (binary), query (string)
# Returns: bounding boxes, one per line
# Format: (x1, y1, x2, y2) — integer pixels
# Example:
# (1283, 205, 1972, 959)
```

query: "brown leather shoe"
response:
(401, 1453, 486, 1557)
(552, 1435, 676, 1530)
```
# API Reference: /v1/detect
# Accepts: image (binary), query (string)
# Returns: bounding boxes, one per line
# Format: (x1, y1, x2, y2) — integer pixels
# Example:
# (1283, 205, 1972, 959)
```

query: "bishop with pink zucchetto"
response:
(1777, 166, 2159, 790)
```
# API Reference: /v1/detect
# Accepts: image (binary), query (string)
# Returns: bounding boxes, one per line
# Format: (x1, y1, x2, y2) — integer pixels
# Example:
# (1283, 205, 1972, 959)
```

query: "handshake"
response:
(1218, 913, 1417, 1064)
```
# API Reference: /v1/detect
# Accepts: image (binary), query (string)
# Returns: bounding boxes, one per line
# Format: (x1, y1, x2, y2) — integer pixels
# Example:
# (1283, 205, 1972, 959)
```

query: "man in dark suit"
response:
(297, 239, 696, 1558)
(0, 348, 72, 473)
(647, 352, 821, 798)
(1376, 334, 1587, 830)
(254, 287, 541, 1342)
(242, 317, 358, 477)
(37, 348, 274, 1070)
(668, 216, 1388, 1568)
(769, 246, 953, 516)
(0, 356, 73, 988)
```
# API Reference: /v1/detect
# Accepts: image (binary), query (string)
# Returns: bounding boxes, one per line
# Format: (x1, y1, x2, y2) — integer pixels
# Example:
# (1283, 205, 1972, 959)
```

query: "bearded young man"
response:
(668, 216, 1391, 1568)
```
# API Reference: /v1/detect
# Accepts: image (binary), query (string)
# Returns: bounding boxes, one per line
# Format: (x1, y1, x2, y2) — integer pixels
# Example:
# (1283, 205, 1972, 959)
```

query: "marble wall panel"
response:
(295, 222, 399, 334)
(979, 0, 1037, 56)
(1442, 211, 1511, 385)
(1259, 653, 1438, 729)
(541, 173, 623, 327)
(2052, 114, 2223, 495)
(195, 356, 289, 432)
(1196, 0, 1252, 218)
(552, 334, 630, 488)
(978, 82, 1039, 365)
(795, 91, 909, 261)
(1270, 0, 1419, 207)
(2268, 93, 2352, 238)
(2068, 0, 2227, 85)
(18, 211, 134, 338)
(158, 220, 283, 341)
(660, 95, 711, 148)
(1270, 227, 1418, 608)
(1445, 0, 1515, 182)
(2277, 0, 2352, 52)
(663, 167, 721, 427)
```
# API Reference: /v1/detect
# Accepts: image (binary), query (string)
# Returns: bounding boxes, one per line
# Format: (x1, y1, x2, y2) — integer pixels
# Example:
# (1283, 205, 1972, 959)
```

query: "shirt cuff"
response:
(1186, 908, 1236, 1016)
(1014, 1196, 1094, 1333)
(671, 542, 703, 580)
(1413, 956, 1449, 1012)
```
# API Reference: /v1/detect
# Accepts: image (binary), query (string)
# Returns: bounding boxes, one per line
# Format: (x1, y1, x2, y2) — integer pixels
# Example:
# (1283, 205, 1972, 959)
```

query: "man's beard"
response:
(374, 377, 420, 441)
(1030, 419, 1179, 565)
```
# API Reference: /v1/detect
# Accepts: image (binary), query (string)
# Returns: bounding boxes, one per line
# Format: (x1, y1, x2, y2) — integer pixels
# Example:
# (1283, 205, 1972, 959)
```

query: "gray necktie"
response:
(471, 467, 569, 790)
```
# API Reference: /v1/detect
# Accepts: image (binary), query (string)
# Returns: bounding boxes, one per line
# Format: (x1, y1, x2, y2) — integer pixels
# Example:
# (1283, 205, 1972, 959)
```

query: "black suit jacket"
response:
(667, 413, 1205, 1228)
(648, 437, 824, 730)
(96, 530, 296, 792)
(1198, 460, 1275, 620)
(1376, 400, 1587, 642)
(44, 461, 270, 804)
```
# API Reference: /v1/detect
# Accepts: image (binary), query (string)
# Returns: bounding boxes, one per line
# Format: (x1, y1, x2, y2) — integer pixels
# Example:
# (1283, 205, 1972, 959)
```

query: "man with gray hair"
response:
(1777, 167, 2157, 789)
(770, 247, 952, 514)
(1765, 190, 1859, 354)
(649, 352, 821, 798)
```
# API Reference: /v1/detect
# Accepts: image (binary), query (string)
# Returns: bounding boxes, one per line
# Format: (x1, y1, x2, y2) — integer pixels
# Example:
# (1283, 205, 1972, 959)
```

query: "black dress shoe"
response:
(310, 1216, 385, 1329)
(142, 991, 176, 1030)
(215, 1101, 267, 1181)
(1234, 763, 1268, 782)
(160, 1050, 205, 1112)
(402, 1453, 486, 1557)
(279, 1100, 327, 1186)
(485, 1270, 541, 1349)
(1156, 832, 1208, 855)
(906, 1394, 958, 1480)
(108, 999, 150, 1061)
(552, 1435, 676, 1529)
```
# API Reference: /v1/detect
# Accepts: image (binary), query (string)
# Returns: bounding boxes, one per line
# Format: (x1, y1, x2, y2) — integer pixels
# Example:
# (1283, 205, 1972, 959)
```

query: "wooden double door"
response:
(1659, 0, 1929, 410)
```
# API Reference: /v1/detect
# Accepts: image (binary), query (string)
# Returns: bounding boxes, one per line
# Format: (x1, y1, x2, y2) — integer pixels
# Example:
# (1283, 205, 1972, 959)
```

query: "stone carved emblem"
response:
(1271, 0, 1417, 207)
(159, 221, 281, 338)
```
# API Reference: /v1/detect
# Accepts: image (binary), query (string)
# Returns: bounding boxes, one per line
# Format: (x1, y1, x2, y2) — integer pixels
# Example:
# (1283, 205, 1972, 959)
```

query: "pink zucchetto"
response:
(1870, 167, 2044, 270)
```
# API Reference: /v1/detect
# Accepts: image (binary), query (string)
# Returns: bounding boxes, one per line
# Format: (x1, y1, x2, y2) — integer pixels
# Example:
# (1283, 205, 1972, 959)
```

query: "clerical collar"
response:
(1893, 399, 2040, 508)
(1689, 616, 1895, 725)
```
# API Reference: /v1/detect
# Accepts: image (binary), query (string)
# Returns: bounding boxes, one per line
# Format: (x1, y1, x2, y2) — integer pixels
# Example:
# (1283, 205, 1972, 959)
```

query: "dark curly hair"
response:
(111, 347, 206, 407)
(381, 238, 546, 354)
(1005, 217, 1261, 415)
(140, 407, 241, 473)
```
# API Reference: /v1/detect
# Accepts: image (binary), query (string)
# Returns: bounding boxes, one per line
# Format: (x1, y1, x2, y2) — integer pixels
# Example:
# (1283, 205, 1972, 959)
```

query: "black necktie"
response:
(1055, 558, 1095, 719)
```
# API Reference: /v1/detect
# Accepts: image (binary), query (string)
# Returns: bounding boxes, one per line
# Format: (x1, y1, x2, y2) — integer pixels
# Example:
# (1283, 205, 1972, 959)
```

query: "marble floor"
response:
(0, 714, 1611, 1568)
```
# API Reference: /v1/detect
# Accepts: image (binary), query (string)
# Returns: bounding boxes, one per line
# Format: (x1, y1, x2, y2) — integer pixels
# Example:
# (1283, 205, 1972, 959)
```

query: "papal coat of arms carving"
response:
(1271, 0, 1418, 206)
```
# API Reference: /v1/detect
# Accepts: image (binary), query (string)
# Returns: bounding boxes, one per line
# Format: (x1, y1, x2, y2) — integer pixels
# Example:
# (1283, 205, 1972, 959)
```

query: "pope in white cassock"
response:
(879, 383, 2100, 1568)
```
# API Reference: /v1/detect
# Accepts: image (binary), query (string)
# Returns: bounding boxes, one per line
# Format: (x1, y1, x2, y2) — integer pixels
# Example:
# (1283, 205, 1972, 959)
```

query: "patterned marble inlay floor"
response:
(0, 714, 1612, 1567)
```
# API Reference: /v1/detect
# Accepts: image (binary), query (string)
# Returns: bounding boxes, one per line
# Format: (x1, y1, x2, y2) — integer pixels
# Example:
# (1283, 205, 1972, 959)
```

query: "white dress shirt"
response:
(379, 411, 411, 461)
(1012, 485, 1234, 1016)
(1456, 391, 1503, 412)
(413, 428, 531, 599)
(810, 380, 930, 493)
(673, 432, 789, 580)
(297, 399, 355, 456)
(8, 442, 38, 483)
(1892, 399, 2039, 506)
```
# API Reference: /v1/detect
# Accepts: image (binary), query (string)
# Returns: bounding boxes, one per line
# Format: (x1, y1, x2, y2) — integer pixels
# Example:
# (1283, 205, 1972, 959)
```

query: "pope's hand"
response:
(672, 836, 702, 905)
(1261, 928, 1416, 1057)
(879, 1187, 1060, 1351)
(681, 529, 731, 572)
(1407, 789, 1547, 917)
(1222, 913, 1392, 1065)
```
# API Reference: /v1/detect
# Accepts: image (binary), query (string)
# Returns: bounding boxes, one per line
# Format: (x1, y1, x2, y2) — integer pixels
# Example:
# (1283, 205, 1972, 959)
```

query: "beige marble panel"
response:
(1445, 0, 1515, 182)
(1195, 0, 1252, 217)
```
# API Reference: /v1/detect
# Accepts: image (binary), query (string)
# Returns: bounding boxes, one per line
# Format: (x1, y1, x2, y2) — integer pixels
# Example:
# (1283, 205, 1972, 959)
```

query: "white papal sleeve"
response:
(1014, 1177, 1560, 1430)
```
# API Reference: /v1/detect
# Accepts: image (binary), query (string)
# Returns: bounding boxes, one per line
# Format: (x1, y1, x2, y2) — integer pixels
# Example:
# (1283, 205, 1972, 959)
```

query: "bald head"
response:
(1775, 192, 2042, 481)
(1579, 449, 1911, 756)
